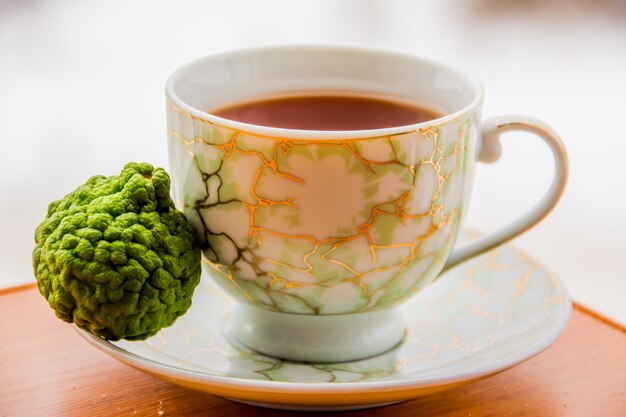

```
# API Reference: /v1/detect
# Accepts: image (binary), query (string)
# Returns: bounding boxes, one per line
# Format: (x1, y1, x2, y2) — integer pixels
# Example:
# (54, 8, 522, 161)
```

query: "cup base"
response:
(226, 304, 405, 363)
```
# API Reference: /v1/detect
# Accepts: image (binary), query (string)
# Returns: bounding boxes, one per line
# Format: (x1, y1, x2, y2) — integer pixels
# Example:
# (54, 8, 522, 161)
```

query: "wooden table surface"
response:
(1, 284, 625, 417)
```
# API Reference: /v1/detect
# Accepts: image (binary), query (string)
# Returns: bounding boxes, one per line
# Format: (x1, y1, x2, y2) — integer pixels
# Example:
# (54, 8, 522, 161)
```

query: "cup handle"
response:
(442, 115, 569, 271)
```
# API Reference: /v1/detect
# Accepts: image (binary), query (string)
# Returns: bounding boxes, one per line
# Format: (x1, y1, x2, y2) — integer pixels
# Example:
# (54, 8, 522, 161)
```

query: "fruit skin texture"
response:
(33, 162, 201, 341)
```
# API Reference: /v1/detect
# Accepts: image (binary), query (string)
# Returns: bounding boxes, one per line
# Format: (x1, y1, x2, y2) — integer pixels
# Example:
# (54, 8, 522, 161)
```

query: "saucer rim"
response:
(75, 241, 572, 404)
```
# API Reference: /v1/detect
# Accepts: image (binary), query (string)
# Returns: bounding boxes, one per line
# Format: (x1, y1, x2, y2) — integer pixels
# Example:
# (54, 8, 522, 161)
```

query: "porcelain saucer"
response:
(77, 231, 571, 411)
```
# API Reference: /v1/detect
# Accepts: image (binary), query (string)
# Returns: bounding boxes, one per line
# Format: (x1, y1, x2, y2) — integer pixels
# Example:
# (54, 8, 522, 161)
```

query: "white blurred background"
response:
(1, 0, 625, 321)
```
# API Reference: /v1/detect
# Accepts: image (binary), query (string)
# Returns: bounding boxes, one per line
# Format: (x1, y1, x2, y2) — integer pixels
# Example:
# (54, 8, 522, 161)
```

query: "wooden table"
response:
(1, 284, 625, 417)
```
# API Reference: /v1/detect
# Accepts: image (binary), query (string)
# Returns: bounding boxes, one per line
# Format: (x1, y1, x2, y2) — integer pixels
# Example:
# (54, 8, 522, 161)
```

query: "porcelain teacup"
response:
(166, 45, 568, 362)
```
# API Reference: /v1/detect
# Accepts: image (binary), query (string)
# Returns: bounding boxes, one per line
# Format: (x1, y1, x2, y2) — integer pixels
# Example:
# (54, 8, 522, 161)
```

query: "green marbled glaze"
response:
(167, 104, 480, 314)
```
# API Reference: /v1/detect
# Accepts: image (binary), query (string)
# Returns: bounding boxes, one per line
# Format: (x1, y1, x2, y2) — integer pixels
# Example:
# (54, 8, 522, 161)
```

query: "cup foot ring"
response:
(225, 304, 406, 363)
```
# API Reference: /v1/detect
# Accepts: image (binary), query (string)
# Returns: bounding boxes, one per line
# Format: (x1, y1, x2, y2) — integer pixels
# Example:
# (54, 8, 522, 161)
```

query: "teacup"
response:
(166, 45, 568, 363)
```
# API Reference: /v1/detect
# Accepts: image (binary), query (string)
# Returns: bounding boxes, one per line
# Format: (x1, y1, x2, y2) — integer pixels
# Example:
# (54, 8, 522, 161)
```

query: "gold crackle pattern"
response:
(114, 238, 568, 383)
(167, 101, 478, 314)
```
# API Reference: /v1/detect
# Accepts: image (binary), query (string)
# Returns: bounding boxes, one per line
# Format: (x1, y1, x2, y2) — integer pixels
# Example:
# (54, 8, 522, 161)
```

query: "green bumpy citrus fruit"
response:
(33, 162, 202, 340)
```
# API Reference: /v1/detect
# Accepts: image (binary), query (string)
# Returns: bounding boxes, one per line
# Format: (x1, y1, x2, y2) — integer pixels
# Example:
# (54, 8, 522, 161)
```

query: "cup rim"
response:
(165, 43, 484, 140)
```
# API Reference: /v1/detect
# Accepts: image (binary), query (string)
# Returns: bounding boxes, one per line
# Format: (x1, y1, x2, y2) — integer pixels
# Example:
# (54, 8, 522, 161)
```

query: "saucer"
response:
(77, 231, 571, 411)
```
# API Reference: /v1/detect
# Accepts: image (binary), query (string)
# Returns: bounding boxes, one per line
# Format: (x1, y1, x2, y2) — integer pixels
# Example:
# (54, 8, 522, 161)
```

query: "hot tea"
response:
(211, 93, 443, 131)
